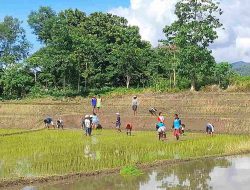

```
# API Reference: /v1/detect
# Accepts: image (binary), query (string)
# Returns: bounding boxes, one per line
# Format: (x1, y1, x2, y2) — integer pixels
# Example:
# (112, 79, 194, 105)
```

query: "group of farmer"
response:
(90, 95, 102, 113)
(84, 95, 135, 135)
(155, 112, 185, 141)
(81, 113, 101, 136)
(44, 94, 215, 140)
(80, 95, 103, 136)
(44, 117, 64, 129)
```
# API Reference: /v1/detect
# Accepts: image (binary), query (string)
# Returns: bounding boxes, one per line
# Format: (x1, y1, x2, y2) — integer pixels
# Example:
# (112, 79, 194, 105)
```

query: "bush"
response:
(201, 85, 222, 92)
(177, 77, 191, 90)
(227, 76, 250, 92)
(150, 76, 170, 92)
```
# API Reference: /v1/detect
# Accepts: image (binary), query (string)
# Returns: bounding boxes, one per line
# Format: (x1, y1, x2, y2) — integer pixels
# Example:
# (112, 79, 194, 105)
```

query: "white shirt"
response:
(207, 123, 214, 132)
(158, 116, 165, 123)
(132, 99, 138, 106)
(85, 119, 91, 128)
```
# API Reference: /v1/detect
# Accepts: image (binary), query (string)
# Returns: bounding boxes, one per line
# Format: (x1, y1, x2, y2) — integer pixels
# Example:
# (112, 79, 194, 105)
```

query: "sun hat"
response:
(85, 115, 89, 118)
(116, 113, 120, 115)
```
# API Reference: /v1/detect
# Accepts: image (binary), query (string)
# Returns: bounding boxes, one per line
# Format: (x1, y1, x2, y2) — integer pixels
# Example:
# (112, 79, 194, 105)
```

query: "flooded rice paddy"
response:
(19, 154, 250, 190)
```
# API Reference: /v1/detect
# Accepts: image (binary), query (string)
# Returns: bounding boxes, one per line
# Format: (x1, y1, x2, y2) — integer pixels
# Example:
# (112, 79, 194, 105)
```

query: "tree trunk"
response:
(63, 75, 66, 90)
(77, 73, 80, 92)
(170, 74, 172, 89)
(173, 68, 176, 87)
(126, 75, 131, 89)
(34, 72, 37, 83)
(173, 51, 176, 88)
(190, 79, 196, 91)
(84, 77, 87, 91)
(84, 62, 88, 91)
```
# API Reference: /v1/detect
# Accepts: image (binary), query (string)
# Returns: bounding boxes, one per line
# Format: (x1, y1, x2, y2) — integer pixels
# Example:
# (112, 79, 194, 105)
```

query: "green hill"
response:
(232, 61, 250, 76)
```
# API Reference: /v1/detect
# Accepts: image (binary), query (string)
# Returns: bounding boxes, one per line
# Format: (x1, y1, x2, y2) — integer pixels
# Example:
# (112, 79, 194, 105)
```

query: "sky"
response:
(0, 0, 249, 63)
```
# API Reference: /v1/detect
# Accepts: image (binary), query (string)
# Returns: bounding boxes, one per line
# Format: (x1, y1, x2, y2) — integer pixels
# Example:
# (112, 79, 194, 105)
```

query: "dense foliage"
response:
(0, 1, 244, 99)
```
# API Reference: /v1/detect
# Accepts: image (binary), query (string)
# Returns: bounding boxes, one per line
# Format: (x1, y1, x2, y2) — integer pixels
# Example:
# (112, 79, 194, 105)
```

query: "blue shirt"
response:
(45, 117, 52, 123)
(91, 98, 97, 106)
(173, 119, 181, 129)
(92, 115, 99, 124)
(156, 122, 165, 129)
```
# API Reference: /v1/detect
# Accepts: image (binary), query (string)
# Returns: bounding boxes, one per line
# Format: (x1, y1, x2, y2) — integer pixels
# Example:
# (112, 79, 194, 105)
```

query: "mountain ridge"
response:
(231, 61, 250, 76)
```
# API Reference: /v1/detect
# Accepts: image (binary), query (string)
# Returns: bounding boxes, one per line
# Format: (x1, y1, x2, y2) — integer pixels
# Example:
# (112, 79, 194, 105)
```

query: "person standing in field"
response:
(157, 112, 165, 123)
(91, 96, 97, 113)
(172, 114, 182, 140)
(157, 122, 166, 140)
(156, 112, 167, 140)
(92, 113, 99, 129)
(81, 116, 87, 136)
(84, 115, 92, 136)
(115, 113, 121, 132)
(132, 96, 138, 116)
(96, 95, 102, 113)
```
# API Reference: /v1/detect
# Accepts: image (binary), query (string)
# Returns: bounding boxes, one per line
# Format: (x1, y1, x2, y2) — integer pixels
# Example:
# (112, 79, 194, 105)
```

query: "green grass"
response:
(0, 129, 250, 181)
(0, 128, 24, 135)
(120, 165, 143, 176)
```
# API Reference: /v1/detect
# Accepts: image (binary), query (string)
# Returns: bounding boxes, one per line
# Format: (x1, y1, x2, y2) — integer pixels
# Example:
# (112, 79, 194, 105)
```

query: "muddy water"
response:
(21, 155, 250, 190)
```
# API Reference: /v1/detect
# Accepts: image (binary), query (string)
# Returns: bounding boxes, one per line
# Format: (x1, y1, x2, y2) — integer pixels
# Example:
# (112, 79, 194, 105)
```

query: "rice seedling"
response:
(0, 129, 23, 135)
(1, 129, 250, 181)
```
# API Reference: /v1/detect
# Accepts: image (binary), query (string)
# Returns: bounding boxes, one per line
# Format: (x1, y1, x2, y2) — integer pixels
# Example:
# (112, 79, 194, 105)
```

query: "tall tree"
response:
(163, 0, 223, 90)
(108, 26, 150, 88)
(28, 8, 153, 90)
(0, 16, 30, 65)
(28, 6, 56, 44)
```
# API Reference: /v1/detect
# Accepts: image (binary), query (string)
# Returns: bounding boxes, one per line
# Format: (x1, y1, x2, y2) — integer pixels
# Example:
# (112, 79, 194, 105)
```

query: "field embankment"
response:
(1, 92, 250, 133)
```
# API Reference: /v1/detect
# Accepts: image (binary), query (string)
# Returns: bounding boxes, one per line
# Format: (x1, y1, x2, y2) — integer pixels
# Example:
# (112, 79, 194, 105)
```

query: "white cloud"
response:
(110, 0, 250, 63)
(110, 0, 177, 46)
(211, 0, 250, 62)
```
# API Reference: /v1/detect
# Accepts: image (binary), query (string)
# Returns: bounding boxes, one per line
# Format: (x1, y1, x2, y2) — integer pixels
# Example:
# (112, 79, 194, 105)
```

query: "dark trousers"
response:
(87, 128, 92, 136)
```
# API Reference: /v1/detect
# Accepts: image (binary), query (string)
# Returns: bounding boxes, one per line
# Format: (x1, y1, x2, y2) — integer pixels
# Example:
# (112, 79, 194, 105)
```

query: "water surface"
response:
(21, 155, 250, 190)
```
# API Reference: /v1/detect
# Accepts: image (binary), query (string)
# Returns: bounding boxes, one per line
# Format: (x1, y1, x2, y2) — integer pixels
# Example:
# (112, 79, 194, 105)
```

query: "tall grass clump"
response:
(120, 165, 143, 176)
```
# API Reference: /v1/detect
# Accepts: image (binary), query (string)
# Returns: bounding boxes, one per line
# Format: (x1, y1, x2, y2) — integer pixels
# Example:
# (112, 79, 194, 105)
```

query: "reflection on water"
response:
(22, 155, 250, 190)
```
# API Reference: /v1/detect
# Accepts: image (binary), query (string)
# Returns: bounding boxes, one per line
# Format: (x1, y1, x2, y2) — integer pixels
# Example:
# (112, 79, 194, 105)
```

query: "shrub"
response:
(201, 85, 222, 92)
(227, 76, 250, 92)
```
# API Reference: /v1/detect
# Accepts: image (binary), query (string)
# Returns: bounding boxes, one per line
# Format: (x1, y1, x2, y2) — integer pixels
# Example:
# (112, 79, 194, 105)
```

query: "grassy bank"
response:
(1, 129, 250, 182)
